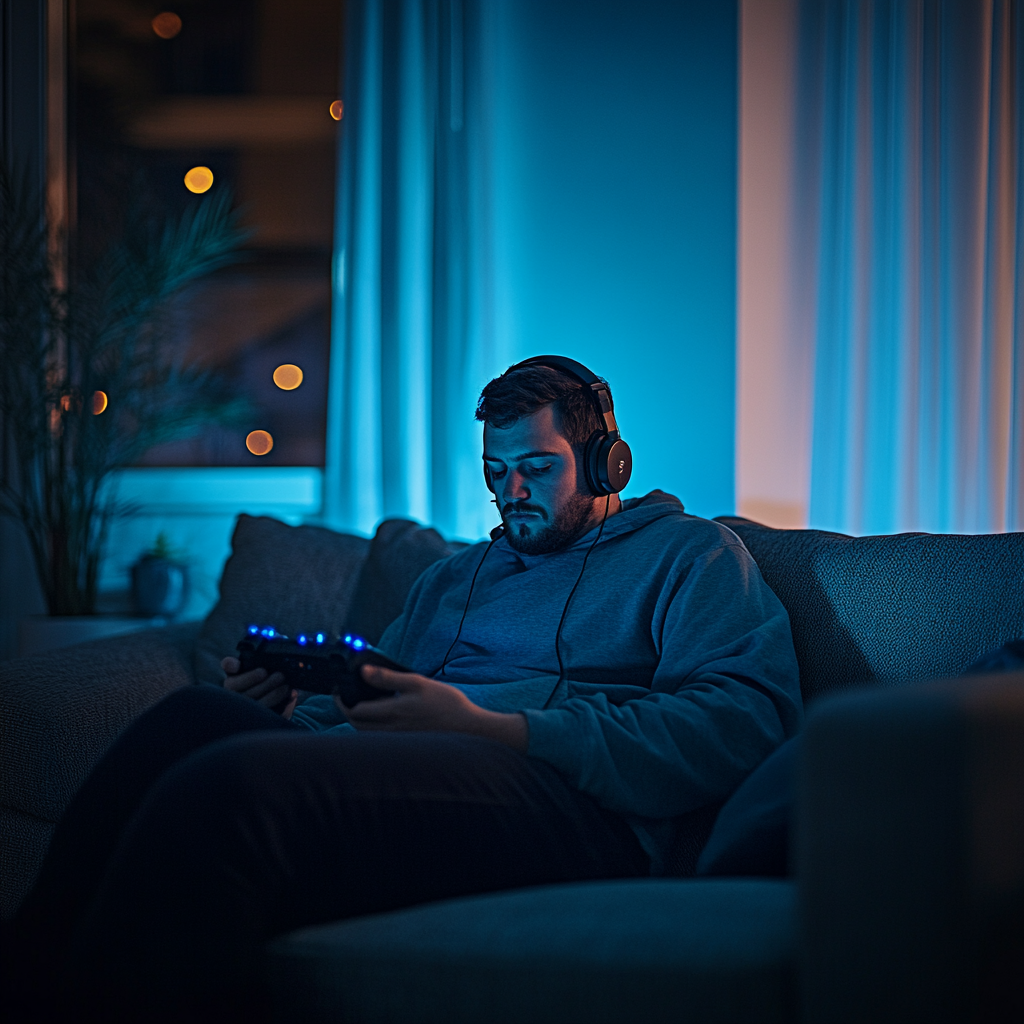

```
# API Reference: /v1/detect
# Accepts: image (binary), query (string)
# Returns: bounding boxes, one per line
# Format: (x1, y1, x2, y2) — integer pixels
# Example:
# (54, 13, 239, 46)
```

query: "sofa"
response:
(2, 513, 1022, 1022)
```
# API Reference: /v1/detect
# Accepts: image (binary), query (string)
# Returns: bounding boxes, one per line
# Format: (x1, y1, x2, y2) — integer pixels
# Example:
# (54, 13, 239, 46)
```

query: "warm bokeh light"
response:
(92, 391, 108, 415)
(184, 166, 214, 193)
(272, 364, 304, 390)
(246, 430, 274, 456)
(330, 100, 344, 121)
(151, 12, 182, 39)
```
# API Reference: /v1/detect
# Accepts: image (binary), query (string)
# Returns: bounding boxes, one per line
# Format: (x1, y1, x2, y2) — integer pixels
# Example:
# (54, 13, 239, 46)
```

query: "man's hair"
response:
(475, 364, 608, 450)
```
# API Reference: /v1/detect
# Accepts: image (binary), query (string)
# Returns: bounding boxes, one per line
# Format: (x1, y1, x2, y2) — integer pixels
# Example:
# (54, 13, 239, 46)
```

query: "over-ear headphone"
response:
(483, 355, 632, 498)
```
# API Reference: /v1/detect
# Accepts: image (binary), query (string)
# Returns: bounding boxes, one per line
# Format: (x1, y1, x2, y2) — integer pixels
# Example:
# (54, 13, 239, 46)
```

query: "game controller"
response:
(236, 627, 404, 708)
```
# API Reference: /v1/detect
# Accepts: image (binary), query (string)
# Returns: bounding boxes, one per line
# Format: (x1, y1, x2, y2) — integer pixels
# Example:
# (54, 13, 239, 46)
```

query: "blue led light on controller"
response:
(246, 626, 336, 646)
(343, 634, 366, 650)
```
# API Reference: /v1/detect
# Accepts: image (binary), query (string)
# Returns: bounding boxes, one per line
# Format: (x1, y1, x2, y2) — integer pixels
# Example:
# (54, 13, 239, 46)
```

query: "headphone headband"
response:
(494, 354, 632, 496)
(507, 355, 621, 441)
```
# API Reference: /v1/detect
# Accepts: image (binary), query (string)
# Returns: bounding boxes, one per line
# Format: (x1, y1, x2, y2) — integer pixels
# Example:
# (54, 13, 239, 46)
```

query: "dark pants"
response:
(9, 686, 647, 1023)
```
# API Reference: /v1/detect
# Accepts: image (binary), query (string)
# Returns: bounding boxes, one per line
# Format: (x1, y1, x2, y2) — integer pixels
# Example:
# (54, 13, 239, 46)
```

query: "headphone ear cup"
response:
(602, 438, 632, 494)
(582, 432, 605, 496)
(589, 436, 632, 495)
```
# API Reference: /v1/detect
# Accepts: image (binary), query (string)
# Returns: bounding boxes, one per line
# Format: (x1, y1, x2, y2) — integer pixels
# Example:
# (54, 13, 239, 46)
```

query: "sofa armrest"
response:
(0, 623, 200, 918)
(0, 622, 200, 824)
(797, 673, 1024, 1023)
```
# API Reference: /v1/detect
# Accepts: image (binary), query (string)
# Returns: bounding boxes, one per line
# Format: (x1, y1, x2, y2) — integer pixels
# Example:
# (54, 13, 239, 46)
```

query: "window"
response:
(74, 0, 342, 466)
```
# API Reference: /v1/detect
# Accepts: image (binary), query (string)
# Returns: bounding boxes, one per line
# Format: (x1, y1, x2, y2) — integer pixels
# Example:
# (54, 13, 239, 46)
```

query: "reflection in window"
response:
(75, 0, 341, 467)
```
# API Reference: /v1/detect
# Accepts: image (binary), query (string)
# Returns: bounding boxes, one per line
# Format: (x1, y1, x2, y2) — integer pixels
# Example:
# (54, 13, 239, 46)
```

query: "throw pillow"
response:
(193, 515, 370, 685)
(695, 636, 1024, 878)
(962, 638, 1024, 674)
(695, 737, 799, 878)
(343, 519, 464, 646)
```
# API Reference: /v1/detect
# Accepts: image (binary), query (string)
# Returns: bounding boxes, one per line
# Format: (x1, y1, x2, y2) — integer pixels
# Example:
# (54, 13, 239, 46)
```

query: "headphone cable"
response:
(440, 494, 611, 699)
(544, 494, 611, 709)
(439, 533, 499, 677)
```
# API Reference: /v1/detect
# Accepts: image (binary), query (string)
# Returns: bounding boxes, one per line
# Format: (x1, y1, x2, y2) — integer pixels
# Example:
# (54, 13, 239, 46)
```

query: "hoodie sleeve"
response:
(522, 540, 802, 819)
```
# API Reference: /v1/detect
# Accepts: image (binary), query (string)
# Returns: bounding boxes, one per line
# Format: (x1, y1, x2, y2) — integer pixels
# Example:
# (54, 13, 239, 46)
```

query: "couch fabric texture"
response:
(715, 517, 1024, 702)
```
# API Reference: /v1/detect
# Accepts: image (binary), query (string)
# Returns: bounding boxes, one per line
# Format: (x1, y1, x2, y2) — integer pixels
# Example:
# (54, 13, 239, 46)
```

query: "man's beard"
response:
(502, 492, 596, 555)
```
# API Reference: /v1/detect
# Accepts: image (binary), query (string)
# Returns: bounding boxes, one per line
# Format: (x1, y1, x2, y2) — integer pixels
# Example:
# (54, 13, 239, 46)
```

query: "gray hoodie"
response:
(292, 491, 802, 870)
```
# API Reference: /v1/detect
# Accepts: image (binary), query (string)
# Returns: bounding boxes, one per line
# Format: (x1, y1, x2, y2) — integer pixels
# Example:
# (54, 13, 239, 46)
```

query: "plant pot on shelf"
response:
(132, 556, 189, 619)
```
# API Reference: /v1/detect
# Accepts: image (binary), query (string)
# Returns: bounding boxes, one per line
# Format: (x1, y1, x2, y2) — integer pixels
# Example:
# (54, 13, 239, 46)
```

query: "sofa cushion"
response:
(269, 879, 796, 1023)
(715, 518, 1024, 702)
(194, 515, 370, 685)
(343, 519, 464, 646)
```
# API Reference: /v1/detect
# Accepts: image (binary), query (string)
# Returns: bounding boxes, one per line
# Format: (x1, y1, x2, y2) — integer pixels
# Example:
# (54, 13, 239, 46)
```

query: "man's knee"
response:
(158, 682, 238, 713)
(149, 683, 288, 732)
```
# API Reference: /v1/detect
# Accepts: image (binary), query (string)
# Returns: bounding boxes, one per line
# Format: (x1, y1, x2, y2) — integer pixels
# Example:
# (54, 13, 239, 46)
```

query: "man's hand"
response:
(337, 666, 528, 752)
(221, 657, 299, 719)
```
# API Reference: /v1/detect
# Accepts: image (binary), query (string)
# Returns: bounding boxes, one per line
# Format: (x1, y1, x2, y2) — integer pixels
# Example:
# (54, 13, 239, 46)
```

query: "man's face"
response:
(483, 404, 598, 555)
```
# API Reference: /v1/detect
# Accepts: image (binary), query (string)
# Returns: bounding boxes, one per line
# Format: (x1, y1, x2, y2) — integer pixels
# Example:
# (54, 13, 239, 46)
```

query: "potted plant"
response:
(0, 160, 248, 639)
(131, 532, 190, 619)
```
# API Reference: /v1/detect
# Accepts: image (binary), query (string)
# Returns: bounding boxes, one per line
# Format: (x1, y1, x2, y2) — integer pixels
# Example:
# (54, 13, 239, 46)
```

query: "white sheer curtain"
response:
(797, 0, 1022, 534)
(323, 0, 503, 540)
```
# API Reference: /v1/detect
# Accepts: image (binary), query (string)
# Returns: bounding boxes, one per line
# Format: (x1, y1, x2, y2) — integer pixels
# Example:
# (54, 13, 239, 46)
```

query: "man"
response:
(10, 358, 801, 1023)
